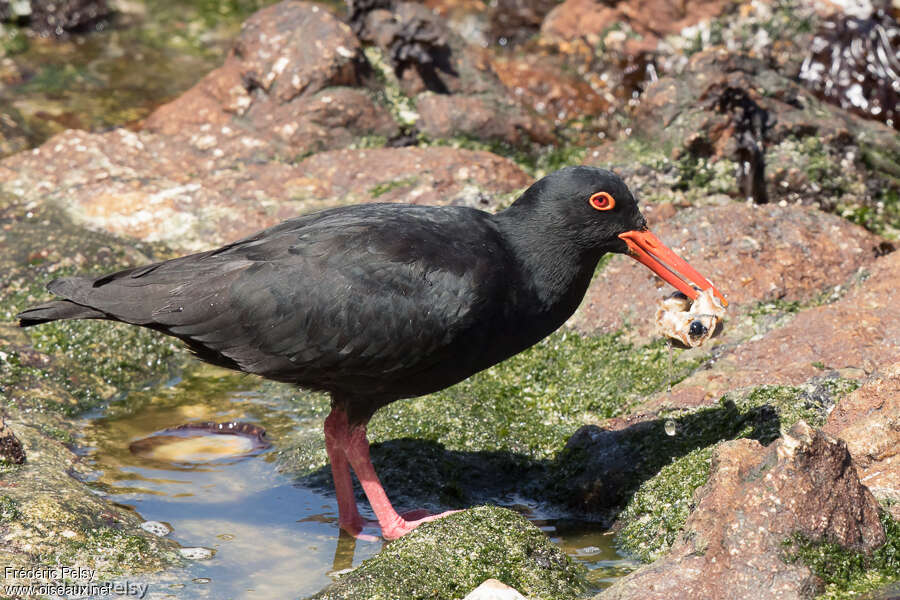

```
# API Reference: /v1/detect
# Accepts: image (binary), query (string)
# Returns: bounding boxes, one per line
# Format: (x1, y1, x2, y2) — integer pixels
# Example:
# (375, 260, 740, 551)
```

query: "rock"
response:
(658, 248, 900, 409)
(416, 92, 552, 145)
(542, 0, 730, 52)
(0, 107, 31, 160)
(614, 49, 900, 217)
(18, 0, 109, 37)
(598, 423, 885, 600)
(569, 202, 883, 340)
(310, 506, 584, 599)
(143, 1, 398, 163)
(0, 138, 528, 252)
(462, 578, 527, 600)
(824, 362, 900, 518)
(490, 53, 610, 140)
(352, 1, 554, 145)
(289, 146, 530, 207)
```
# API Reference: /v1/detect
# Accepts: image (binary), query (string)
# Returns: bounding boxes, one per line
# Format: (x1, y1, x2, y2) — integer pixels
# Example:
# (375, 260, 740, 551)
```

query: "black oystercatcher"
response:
(17, 167, 725, 539)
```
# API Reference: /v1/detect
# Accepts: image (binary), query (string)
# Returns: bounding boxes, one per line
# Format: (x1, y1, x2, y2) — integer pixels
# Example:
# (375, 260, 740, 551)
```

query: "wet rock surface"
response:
(0, 137, 528, 252)
(598, 423, 885, 600)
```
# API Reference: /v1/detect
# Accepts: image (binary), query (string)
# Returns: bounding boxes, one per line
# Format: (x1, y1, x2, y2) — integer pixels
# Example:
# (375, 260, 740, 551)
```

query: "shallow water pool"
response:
(79, 369, 636, 598)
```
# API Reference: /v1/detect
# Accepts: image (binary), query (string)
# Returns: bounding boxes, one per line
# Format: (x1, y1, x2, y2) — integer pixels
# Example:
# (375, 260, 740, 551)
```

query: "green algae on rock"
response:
(0, 423, 181, 580)
(310, 506, 586, 600)
(613, 378, 861, 562)
(783, 510, 900, 600)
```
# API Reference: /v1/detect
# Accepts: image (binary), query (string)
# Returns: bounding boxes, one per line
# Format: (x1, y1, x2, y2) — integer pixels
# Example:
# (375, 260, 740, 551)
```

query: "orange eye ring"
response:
(589, 191, 615, 211)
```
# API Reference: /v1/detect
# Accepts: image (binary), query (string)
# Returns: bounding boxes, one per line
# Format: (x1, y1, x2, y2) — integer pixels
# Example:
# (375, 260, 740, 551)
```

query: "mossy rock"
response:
(310, 506, 586, 600)
(614, 376, 860, 561)
(784, 510, 900, 600)
(0, 423, 181, 579)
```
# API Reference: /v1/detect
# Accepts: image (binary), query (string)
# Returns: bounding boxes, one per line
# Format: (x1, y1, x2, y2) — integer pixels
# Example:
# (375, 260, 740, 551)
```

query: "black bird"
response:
(17, 166, 725, 539)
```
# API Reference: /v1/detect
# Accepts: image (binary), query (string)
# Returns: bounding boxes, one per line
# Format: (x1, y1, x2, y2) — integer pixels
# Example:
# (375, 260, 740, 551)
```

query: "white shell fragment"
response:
(141, 520, 172, 537)
(655, 288, 727, 347)
(179, 547, 215, 560)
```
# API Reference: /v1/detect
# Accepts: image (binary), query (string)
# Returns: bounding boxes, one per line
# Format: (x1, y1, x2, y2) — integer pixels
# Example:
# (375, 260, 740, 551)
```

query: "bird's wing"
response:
(52, 205, 511, 387)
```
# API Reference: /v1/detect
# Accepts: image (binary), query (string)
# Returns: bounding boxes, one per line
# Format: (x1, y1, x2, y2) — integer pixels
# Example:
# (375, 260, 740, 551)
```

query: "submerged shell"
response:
(129, 421, 270, 464)
(656, 288, 726, 348)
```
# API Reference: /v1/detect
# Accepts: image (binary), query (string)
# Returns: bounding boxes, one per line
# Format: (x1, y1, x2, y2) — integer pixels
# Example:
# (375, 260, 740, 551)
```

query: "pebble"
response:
(141, 521, 172, 537)
(179, 547, 215, 560)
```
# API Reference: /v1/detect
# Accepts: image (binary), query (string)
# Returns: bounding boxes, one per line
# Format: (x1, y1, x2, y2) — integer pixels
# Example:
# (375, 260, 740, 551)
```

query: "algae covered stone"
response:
(310, 506, 585, 600)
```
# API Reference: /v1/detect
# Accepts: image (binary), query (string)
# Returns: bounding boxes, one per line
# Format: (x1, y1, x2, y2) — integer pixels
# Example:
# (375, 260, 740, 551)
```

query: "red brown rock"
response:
(0, 137, 529, 252)
(599, 423, 886, 600)
(824, 363, 900, 519)
(416, 93, 553, 145)
(490, 53, 610, 130)
(542, 0, 731, 52)
(143, 1, 398, 163)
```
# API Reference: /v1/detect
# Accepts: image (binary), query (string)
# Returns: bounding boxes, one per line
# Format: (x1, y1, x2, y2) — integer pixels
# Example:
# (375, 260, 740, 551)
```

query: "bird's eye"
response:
(588, 191, 615, 211)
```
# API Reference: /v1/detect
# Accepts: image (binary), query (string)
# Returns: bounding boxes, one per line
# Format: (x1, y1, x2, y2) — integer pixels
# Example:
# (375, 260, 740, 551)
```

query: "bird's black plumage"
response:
(18, 166, 645, 424)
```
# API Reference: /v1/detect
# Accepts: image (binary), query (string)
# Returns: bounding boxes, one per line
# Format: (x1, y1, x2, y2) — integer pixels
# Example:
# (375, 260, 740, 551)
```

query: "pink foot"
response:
(381, 509, 461, 541)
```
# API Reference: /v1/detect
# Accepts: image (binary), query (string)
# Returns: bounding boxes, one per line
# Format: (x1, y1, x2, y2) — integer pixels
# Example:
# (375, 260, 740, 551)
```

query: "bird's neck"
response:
(494, 206, 604, 316)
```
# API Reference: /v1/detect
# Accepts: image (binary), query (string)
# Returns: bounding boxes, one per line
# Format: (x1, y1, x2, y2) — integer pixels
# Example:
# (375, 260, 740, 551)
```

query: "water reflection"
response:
(81, 370, 634, 598)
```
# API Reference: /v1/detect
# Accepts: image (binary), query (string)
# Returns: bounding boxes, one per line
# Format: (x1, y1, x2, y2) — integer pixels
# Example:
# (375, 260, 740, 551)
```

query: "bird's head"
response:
(512, 166, 727, 305)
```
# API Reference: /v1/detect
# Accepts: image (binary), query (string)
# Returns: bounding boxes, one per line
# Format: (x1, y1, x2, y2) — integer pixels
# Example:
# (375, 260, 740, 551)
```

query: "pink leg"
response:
(344, 423, 458, 540)
(324, 408, 367, 537)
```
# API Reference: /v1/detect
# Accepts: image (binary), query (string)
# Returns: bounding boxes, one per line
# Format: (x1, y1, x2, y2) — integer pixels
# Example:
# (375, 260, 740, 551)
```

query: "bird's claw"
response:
(381, 509, 461, 541)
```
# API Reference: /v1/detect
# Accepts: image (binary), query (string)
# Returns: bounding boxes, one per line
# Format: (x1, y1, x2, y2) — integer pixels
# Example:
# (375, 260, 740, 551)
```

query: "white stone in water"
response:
(575, 546, 601, 556)
(462, 579, 526, 600)
(179, 547, 215, 560)
(141, 521, 172, 537)
(665, 420, 677, 436)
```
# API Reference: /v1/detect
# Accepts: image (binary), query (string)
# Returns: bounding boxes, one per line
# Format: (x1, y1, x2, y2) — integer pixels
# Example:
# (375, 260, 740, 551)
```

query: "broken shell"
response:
(129, 421, 270, 464)
(656, 288, 727, 348)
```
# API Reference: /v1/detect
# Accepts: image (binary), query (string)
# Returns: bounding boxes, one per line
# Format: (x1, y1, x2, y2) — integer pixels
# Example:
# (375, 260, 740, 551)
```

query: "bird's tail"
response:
(17, 278, 107, 327)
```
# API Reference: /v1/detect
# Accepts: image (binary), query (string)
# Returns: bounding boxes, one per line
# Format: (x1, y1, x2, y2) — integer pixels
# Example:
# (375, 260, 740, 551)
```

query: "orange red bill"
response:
(618, 230, 727, 306)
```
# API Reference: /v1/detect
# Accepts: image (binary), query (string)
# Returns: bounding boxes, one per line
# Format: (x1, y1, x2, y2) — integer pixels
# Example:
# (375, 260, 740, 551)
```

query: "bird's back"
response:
(21, 204, 531, 418)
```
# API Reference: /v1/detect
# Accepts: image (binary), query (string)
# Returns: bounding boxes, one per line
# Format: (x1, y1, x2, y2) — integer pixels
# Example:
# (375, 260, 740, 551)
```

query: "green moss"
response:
(748, 299, 804, 318)
(0, 495, 22, 522)
(370, 332, 704, 462)
(784, 511, 900, 599)
(369, 176, 420, 198)
(42, 525, 179, 577)
(615, 378, 860, 560)
(0, 201, 184, 417)
(312, 506, 585, 600)
(616, 446, 713, 561)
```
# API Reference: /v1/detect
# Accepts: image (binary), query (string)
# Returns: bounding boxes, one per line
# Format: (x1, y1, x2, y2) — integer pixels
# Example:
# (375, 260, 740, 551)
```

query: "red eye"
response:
(589, 192, 615, 211)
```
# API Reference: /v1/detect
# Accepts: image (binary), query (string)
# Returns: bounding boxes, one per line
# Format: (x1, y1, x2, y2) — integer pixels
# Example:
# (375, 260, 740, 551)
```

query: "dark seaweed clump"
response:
(799, 4, 900, 130)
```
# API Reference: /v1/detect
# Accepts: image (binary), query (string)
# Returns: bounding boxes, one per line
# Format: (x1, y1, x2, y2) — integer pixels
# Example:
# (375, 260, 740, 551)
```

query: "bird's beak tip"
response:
(618, 230, 727, 306)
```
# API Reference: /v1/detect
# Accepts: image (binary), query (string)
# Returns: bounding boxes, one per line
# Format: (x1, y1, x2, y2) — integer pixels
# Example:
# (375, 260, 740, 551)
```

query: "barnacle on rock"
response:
(799, 3, 900, 130)
(0, 416, 26, 465)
